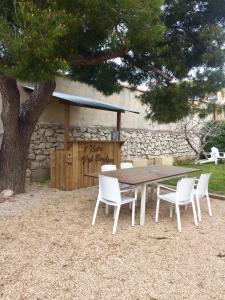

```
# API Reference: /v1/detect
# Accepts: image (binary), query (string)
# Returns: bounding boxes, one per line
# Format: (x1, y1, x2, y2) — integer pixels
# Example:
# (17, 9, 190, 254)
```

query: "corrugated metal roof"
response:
(23, 86, 139, 114)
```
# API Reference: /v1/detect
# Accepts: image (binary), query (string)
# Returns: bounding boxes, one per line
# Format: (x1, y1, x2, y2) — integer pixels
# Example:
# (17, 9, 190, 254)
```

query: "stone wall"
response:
(28, 123, 198, 180)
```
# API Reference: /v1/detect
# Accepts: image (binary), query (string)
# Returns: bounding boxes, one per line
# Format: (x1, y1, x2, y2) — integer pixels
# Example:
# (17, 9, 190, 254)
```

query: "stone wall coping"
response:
(36, 122, 182, 135)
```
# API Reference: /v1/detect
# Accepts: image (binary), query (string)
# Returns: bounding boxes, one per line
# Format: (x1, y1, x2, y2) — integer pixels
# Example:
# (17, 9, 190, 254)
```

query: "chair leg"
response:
(169, 204, 173, 218)
(92, 199, 100, 225)
(135, 188, 138, 206)
(206, 193, 212, 217)
(132, 201, 135, 226)
(195, 195, 201, 222)
(191, 200, 198, 226)
(155, 197, 160, 222)
(151, 184, 155, 200)
(105, 204, 109, 215)
(175, 204, 182, 232)
(112, 205, 121, 234)
(113, 206, 117, 219)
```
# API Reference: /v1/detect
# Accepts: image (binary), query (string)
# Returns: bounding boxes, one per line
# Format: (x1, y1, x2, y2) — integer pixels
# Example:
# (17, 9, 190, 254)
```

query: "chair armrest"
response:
(120, 185, 137, 193)
(157, 184, 176, 192)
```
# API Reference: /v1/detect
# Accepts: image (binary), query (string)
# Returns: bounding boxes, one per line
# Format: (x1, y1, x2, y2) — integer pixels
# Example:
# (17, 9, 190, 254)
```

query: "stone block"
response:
(45, 129, 54, 137)
(31, 132, 38, 141)
(31, 161, 40, 170)
(36, 155, 46, 161)
(28, 153, 35, 160)
(154, 156, 174, 166)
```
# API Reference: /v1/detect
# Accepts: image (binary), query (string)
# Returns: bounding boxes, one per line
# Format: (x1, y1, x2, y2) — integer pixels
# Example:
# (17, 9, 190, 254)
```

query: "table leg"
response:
(140, 183, 147, 225)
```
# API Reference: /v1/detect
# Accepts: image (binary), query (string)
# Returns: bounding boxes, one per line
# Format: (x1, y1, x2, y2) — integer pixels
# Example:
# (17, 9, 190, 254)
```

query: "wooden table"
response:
(86, 165, 200, 225)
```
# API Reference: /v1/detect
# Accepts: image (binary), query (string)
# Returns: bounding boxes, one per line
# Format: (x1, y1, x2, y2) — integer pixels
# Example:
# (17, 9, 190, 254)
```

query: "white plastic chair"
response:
(92, 175, 137, 234)
(101, 164, 117, 214)
(101, 164, 137, 213)
(120, 161, 138, 206)
(194, 173, 212, 221)
(210, 147, 225, 165)
(155, 178, 198, 232)
(120, 162, 133, 169)
(101, 164, 117, 172)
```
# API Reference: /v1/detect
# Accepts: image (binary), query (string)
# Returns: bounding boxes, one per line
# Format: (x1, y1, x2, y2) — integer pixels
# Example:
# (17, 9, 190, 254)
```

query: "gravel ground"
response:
(0, 184, 225, 300)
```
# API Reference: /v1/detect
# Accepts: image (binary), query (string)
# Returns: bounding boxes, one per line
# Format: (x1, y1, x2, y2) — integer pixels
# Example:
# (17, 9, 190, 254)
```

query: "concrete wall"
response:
(0, 77, 179, 132)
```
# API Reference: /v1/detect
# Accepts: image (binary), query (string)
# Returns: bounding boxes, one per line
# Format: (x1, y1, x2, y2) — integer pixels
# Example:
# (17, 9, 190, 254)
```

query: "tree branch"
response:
(74, 48, 128, 66)
(124, 54, 173, 82)
(19, 80, 56, 128)
(74, 49, 173, 82)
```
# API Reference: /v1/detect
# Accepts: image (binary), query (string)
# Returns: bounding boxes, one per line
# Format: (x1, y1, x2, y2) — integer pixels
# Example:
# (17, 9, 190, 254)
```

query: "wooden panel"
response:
(77, 141, 123, 188)
(72, 143, 79, 189)
(65, 150, 73, 190)
(86, 165, 201, 185)
(50, 140, 123, 190)
(50, 150, 56, 187)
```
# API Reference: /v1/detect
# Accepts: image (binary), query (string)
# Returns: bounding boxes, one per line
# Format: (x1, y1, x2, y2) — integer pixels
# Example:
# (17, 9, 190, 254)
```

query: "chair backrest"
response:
(176, 177, 195, 203)
(101, 164, 117, 172)
(196, 173, 211, 197)
(132, 159, 148, 167)
(99, 175, 121, 203)
(211, 147, 220, 159)
(120, 162, 133, 169)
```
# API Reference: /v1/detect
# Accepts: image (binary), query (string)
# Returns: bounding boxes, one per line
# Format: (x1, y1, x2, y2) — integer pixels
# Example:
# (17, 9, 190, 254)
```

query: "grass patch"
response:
(163, 162, 225, 195)
(38, 175, 50, 184)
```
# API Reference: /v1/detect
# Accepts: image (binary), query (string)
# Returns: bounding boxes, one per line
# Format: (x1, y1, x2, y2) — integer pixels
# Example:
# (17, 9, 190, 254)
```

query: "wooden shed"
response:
(24, 86, 139, 190)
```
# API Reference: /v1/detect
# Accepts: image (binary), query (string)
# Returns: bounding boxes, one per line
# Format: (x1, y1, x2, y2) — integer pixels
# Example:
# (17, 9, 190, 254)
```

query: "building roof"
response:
(23, 86, 139, 114)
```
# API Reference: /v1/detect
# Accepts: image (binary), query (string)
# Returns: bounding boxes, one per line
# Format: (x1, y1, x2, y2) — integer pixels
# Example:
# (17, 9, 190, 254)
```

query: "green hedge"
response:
(204, 121, 225, 153)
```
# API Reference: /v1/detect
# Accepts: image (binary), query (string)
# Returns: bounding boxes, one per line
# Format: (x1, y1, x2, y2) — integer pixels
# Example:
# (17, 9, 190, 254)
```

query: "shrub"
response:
(204, 121, 225, 153)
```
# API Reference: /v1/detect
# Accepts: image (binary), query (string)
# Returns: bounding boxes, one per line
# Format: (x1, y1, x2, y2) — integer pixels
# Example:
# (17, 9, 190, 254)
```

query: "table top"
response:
(85, 165, 200, 185)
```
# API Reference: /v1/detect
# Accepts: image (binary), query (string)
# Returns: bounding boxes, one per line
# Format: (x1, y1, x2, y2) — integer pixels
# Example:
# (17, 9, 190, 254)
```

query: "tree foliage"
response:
(0, 0, 225, 122)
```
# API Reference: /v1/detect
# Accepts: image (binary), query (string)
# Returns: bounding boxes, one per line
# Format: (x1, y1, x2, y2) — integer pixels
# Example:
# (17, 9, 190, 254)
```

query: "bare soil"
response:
(0, 183, 225, 300)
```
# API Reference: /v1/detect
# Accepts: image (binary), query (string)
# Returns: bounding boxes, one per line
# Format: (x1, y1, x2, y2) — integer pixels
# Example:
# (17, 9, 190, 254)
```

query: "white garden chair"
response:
(101, 164, 117, 172)
(120, 162, 138, 206)
(101, 164, 117, 214)
(194, 173, 212, 221)
(197, 147, 225, 165)
(120, 162, 133, 169)
(92, 175, 137, 234)
(155, 178, 198, 232)
(101, 164, 136, 214)
(211, 147, 225, 165)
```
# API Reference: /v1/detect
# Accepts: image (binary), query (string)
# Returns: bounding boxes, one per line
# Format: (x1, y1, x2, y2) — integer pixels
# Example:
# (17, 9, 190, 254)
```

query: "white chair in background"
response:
(92, 175, 136, 234)
(155, 178, 198, 232)
(101, 164, 117, 172)
(194, 173, 212, 221)
(120, 161, 138, 207)
(120, 162, 133, 169)
(211, 147, 225, 165)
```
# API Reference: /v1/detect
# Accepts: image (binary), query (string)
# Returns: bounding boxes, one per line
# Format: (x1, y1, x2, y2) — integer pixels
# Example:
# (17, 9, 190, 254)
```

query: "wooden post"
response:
(117, 111, 121, 140)
(64, 102, 70, 150)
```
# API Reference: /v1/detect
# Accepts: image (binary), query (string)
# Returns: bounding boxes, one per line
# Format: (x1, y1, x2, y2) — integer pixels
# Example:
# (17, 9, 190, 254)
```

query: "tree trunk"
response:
(0, 75, 55, 194)
(0, 129, 32, 193)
